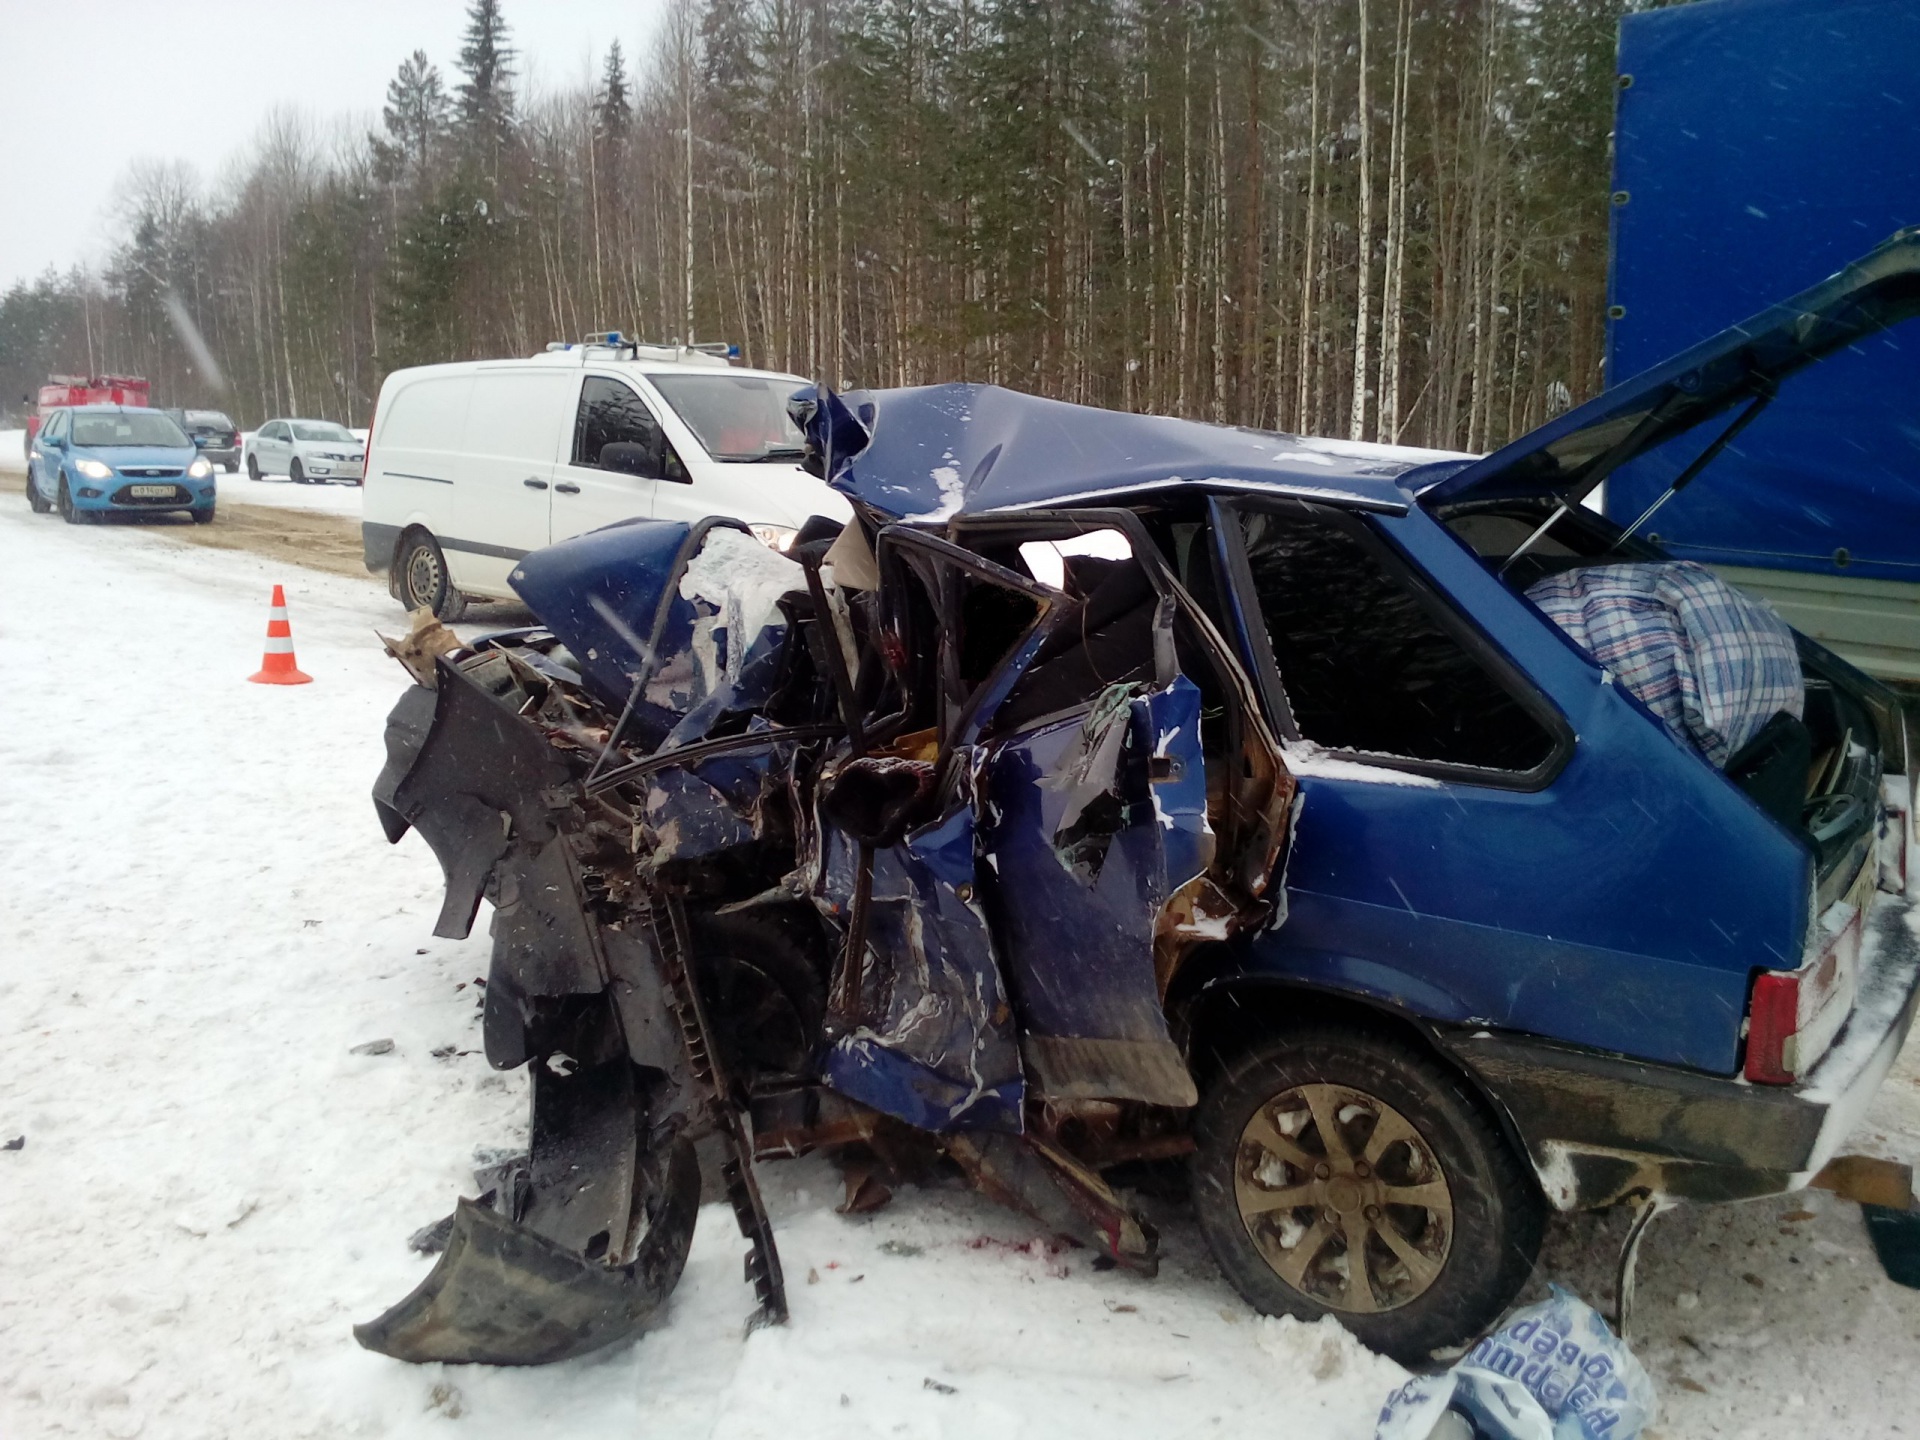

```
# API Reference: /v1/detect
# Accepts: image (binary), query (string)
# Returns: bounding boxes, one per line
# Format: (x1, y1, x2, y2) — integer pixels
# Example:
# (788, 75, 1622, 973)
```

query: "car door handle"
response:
(523, 477, 549, 490)
(553, 482, 581, 495)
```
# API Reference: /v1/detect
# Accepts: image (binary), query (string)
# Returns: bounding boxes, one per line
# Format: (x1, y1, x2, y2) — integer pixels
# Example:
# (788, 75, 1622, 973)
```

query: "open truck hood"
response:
(1419, 228, 1920, 510)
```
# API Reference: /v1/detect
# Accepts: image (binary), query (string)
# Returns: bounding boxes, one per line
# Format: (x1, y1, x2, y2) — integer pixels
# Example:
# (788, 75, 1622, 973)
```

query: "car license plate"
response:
(130, 484, 175, 497)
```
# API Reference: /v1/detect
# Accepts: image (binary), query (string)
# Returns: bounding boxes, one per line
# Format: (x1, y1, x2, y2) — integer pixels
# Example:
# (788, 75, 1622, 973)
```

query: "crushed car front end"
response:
(356, 491, 1298, 1362)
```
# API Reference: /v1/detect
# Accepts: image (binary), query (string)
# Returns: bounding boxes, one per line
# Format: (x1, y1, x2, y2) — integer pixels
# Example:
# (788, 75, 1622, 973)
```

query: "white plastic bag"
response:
(1374, 1288, 1655, 1440)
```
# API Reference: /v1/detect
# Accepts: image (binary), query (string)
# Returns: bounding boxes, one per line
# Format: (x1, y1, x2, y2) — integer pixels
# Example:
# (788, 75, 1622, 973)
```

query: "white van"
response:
(361, 340, 852, 617)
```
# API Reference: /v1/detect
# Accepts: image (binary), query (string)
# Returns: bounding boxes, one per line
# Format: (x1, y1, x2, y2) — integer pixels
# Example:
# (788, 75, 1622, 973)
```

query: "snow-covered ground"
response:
(4, 501, 1920, 1440)
(209, 468, 364, 517)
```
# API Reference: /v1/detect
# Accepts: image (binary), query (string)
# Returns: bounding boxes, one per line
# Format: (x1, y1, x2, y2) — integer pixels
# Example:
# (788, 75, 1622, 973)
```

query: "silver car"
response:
(246, 418, 366, 484)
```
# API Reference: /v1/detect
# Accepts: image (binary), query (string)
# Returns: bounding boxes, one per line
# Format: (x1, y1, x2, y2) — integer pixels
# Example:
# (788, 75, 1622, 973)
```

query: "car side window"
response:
(43, 412, 66, 442)
(1236, 502, 1557, 774)
(573, 378, 662, 471)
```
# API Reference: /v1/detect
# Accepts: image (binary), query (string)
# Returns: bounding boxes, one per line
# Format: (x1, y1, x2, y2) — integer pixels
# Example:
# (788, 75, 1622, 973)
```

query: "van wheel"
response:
(1190, 1025, 1545, 1365)
(397, 531, 468, 621)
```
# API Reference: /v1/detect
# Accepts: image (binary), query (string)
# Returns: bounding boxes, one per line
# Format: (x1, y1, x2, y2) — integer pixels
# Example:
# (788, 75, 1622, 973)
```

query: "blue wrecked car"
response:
(357, 232, 1920, 1368)
(24, 405, 217, 523)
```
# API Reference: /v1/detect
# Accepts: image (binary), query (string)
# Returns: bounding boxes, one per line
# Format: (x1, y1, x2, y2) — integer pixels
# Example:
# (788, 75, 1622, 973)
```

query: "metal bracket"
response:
(645, 892, 789, 1330)
(1613, 1192, 1677, 1342)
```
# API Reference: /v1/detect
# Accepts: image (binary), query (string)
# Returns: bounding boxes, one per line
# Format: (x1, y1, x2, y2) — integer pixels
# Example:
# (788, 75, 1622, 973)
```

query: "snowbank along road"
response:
(3, 496, 1920, 1439)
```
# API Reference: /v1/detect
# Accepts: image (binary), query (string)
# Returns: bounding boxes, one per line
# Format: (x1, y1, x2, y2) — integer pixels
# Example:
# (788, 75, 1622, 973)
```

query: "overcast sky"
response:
(0, 0, 669, 293)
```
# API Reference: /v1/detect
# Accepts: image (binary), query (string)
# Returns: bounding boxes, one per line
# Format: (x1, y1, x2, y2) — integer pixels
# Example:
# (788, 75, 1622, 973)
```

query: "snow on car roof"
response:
(816, 383, 1468, 522)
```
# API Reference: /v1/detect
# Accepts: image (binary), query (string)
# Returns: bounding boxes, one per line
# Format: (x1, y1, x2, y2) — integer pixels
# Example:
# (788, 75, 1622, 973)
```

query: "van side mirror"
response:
(598, 440, 663, 480)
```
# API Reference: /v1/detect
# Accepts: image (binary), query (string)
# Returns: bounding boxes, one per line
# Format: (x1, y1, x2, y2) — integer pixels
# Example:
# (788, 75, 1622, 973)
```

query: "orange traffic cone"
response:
(249, 585, 313, 685)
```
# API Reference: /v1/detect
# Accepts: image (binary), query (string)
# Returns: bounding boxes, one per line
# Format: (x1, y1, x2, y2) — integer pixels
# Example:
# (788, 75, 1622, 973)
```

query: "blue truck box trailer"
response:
(1607, 0, 1920, 679)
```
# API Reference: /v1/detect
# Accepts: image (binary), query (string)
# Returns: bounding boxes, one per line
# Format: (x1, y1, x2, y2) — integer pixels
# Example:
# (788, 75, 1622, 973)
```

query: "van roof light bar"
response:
(542, 334, 743, 362)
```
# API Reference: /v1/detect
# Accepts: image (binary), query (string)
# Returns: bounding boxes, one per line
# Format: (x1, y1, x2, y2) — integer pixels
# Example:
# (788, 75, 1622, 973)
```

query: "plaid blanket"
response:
(1526, 561, 1803, 767)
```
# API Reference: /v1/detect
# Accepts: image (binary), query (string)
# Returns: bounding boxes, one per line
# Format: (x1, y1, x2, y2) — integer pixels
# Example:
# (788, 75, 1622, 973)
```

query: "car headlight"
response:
(188, 456, 213, 478)
(75, 458, 113, 480)
(749, 524, 798, 552)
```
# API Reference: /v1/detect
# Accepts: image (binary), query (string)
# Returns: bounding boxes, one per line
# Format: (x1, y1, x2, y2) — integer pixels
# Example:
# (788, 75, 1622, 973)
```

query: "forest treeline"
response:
(0, 0, 1679, 451)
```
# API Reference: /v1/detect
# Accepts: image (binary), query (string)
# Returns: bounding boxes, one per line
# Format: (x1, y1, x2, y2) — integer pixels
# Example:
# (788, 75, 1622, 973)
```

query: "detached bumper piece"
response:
(355, 1140, 700, 1365)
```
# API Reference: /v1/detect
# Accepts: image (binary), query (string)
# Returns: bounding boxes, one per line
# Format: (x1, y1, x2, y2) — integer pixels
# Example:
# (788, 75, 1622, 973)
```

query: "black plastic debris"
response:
(1864, 1205, 1920, 1289)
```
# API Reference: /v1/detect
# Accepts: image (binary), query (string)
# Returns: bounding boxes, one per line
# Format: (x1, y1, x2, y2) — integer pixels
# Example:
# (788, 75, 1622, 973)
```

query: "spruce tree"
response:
(596, 39, 633, 147)
(454, 0, 517, 173)
(381, 50, 450, 191)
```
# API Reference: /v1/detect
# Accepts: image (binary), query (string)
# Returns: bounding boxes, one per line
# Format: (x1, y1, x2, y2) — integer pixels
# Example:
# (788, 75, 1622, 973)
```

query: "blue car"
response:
(356, 232, 1920, 1369)
(24, 405, 217, 524)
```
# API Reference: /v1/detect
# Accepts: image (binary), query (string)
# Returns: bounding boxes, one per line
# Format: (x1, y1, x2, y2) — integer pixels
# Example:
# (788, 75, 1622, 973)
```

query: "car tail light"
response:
(1745, 897, 1863, 1084)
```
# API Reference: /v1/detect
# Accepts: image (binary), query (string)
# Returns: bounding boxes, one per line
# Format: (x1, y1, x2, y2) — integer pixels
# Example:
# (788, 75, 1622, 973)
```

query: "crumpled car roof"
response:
(818, 382, 1468, 521)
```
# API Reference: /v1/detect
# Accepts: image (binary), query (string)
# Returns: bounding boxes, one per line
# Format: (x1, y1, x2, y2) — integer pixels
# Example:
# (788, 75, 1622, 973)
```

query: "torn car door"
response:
(958, 513, 1293, 1108)
(803, 529, 1064, 1135)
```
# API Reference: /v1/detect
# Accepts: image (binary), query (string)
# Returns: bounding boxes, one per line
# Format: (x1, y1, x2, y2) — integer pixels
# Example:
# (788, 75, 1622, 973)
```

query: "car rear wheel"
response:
(247, 453, 261, 481)
(1190, 1024, 1545, 1365)
(26, 472, 51, 514)
(223, 458, 238, 474)
(396, 530, 467, 621)
(290, 458, 306, 484)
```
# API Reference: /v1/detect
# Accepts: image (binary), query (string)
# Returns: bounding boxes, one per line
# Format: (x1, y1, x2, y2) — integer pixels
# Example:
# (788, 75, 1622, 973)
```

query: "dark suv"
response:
(161, 408, 241, 472)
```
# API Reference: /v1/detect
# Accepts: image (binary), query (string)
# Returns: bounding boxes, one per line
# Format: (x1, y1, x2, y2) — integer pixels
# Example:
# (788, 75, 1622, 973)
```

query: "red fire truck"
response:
(24, 374, 151, 454)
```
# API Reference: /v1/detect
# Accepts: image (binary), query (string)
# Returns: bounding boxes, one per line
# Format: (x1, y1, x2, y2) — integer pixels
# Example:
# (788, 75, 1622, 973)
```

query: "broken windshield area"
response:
(648, 372, 807, 461)
(991, 528, 1158, 733)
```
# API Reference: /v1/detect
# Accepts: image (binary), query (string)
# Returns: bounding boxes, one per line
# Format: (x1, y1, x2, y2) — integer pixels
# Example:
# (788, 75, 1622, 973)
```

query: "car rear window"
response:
(1237, 503, 1557, 774)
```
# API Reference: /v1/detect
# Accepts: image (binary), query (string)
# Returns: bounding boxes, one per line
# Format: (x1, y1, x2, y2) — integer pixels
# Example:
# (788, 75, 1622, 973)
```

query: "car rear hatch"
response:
(1415, 229, 1920, 1087)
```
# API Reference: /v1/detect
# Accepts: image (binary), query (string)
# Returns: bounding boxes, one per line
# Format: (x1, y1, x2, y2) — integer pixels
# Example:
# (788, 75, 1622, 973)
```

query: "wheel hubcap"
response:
(1233, 1082, 1452, 1314)
(406, 547, 442, 607)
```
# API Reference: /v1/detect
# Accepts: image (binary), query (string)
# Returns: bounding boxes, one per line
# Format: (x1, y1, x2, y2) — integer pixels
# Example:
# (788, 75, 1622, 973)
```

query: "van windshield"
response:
(647, 373, 806, 462)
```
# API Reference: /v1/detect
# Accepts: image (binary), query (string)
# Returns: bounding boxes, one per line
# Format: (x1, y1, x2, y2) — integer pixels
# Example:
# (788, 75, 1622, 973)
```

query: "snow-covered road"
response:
(205, 469, 365, 517)
(4, 501, 1920, 1440)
